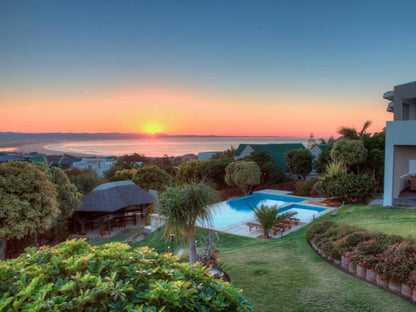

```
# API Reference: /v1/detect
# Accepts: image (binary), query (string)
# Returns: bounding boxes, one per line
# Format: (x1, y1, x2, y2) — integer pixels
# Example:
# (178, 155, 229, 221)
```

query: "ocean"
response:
(44, 137, 309, 157)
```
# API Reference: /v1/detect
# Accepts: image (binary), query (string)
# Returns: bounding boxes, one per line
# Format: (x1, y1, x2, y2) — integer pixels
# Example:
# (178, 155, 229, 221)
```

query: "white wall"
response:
(383, 121, 416, 206)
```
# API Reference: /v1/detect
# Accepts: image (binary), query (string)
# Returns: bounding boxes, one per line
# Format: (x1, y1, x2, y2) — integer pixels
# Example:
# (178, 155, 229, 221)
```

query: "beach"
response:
(1, 137, 309, 157)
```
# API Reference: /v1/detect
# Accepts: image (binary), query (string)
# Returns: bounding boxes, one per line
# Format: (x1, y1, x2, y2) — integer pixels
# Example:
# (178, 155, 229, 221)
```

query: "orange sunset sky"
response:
(1, 1, 414, 138)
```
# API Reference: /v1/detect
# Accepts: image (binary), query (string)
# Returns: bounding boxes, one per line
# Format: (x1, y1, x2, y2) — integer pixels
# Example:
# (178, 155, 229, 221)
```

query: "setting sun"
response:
(143, 123, 164, 134)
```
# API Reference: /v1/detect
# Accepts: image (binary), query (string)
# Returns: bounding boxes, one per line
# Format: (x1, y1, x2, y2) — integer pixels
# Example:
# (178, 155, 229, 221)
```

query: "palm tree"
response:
(337, 120, 372, 140)
(251, 204, 280, 239)
(157, 183, 220, 266)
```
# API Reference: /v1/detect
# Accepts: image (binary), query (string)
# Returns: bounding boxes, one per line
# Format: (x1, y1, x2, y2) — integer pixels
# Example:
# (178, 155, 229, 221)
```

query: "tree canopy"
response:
(0, 162, 60, 260)
(330, 139, 367, 169)
(247, 151, 285, 184)
(285, 149, 313, 179)
(176, 160, 205, 184)
(65, 168, 104, 195)
(225, 161, 261, 195)
(133, 165, 173, 192)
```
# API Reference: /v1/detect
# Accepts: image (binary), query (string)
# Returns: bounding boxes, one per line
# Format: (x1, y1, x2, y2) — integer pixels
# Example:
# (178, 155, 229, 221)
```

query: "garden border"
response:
(308, 240, 416, 306)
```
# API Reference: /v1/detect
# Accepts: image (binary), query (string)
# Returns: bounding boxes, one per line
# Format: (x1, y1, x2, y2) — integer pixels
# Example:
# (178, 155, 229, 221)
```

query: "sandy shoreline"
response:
(0, 141, 97, 157)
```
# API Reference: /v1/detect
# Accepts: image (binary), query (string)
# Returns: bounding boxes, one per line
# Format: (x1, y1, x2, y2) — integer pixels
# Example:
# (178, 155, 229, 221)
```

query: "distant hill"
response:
(0, 132, 147, 141)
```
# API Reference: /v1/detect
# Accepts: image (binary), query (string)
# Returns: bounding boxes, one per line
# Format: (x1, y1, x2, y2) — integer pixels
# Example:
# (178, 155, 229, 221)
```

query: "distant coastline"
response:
(0, 132, 310, 157)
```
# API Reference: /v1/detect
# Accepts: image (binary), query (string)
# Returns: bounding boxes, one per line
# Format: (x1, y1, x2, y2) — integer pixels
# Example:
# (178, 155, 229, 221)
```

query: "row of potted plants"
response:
(307, 220, 416, 302)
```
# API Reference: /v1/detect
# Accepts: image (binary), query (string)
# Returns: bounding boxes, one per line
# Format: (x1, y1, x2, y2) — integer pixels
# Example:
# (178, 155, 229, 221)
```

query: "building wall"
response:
(73, 158, 114, 177)
(383, 121, 416, 205)
(393, 82, 416, 121)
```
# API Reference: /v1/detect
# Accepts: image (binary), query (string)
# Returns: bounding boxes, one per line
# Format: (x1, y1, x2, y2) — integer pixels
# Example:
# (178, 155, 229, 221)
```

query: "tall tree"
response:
(49, 167, 80, 240)
(337, 120, 372, 140)
(157, 183, 219, 266)
(0, 162, 60, 260)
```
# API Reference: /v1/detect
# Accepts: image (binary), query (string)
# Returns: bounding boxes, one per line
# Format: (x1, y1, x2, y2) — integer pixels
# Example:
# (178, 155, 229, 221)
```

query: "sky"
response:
(1, 0, 416, 138)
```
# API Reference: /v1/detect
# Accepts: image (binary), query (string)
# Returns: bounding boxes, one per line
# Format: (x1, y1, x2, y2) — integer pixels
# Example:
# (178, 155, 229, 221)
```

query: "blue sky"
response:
(1, 0, 415, 136)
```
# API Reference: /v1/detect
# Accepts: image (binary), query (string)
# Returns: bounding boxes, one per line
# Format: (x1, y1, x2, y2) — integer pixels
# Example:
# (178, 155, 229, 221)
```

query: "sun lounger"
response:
(246, 221, 262, 232)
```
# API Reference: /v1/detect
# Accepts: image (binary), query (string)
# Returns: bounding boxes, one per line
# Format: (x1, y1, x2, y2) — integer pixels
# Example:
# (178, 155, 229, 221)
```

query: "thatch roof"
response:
(78, 180, 155, 213)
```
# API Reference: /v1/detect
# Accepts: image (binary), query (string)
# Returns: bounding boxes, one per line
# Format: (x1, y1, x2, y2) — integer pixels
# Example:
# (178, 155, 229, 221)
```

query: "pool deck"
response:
(206, 189, 334, 238)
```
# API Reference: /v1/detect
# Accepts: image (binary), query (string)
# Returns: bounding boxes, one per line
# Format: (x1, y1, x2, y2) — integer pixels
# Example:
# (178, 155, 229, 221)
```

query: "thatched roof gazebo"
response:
(75, 180, 156, 234)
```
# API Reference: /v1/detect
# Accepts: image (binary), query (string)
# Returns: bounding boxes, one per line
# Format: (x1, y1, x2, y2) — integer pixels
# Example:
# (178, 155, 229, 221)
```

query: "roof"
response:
(234, 144, 248, 156)
(58, 157, 83, 166)
(78, 180, 155, 213)
(28, 156, 46, 163)
(316, 144, 330, 152)
(0, 155, 26, 163)
(236, 143, 305, 172)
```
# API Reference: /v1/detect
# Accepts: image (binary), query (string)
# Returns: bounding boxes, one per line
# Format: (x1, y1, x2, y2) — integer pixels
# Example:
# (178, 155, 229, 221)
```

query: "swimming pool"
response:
(205, 192, 326, 229)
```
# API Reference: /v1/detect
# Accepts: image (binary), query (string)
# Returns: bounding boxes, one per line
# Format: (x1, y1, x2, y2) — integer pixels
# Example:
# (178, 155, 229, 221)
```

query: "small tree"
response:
(251, 204, 280, 239)
(330, 138, 367, 173)
(157, 183, 220, 266)
(247, 151, 283, 183)
(133, 165, 173, 192)
(176, 160, 205, 184)
(201, 158, 232, 189)
(225, 161, 261, 195)
(0, 162, 60, 260)
(65, 168, 103, 194)
(285, 148, 313, 180)
(113, 168, 136, 181)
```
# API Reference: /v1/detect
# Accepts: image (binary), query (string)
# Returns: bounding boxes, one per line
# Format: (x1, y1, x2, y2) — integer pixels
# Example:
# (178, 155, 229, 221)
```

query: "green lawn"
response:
(319, 204, 416, 237)
(111, 204, 416, 311)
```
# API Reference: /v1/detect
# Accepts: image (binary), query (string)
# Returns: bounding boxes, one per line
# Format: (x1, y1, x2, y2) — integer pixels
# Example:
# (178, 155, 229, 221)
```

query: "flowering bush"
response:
(333, 231, 374, 257)
(307, 221, 416, 288)
(375, 242, 416, 284)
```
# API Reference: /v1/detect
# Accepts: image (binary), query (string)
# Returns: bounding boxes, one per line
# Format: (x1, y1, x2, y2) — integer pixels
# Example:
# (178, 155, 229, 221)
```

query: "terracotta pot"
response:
(341, 255, 348, 269)
(388, 280, 401, 292)
(356, 265, 366, 278)
(348, 262, 356, 273)
(401, 283, 412, 298)
(366, 269, 376, 282)
(376, 274, 388, 288)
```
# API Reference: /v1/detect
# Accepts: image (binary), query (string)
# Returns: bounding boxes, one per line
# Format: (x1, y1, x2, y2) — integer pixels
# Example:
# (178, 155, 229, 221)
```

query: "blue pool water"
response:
(206, 193, 325, 229)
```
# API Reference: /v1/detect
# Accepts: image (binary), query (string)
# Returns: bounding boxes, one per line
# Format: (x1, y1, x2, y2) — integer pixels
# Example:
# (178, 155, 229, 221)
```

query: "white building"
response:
(73, 157, 114, 177)
(383, 81, 416, 206)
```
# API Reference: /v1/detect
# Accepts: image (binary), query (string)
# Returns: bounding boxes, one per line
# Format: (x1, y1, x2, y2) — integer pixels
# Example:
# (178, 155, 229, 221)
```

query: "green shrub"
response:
(306, 220, 337, 243)
(0, 239, 252, 311)
(318, 173, 376, 203)
(316, 224, 360, 259)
